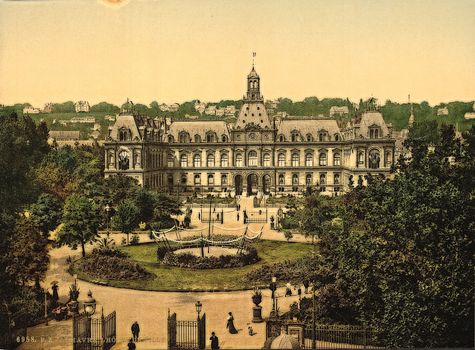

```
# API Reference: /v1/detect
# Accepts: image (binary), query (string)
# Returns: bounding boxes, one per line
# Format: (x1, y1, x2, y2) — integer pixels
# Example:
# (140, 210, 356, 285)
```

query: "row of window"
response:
(169, 130, 348, 143)
(169, 151, 342, 168)
(169, 173, 340, 186)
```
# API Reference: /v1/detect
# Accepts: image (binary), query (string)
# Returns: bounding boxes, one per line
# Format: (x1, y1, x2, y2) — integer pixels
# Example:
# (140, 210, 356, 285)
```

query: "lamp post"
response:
(83, 290, 97, 316)
(207, 195, 213, 253)
(269, 276, 277, 317)
(105, 204, 111, 236)
(195, 301, 202, 320)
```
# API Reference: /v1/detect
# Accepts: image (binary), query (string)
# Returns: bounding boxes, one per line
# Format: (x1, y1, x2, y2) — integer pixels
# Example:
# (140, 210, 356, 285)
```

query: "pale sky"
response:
(0, 0, 474, 107)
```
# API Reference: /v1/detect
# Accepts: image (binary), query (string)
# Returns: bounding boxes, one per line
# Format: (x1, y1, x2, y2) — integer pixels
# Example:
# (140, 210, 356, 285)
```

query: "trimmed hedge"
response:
(163, 247, 259, 269)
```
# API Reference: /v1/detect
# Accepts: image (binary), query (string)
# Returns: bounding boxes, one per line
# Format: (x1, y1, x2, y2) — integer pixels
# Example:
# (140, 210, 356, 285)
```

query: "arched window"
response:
(320, 173, 327, 184)
(357, 151, 365, 167)
(334, 173, 340, 185)
(194, 174, 201, 185)
(235, 153, 243, 167)
(194, 134, 201, 143)
(207, 153, 215, 167)
(167, 154, 175, 167)
(368, 149, 381, 169)
(263, 153, 271, 167)
(208, 174, 214, 185)
(305, 153, 313, 166)
(306, 134, 313, 142)
(278, 135, 285, 142)
(369, 126, 381, 139)
(306, 174, 312, 186)
(119, 129, 128, 141)
(385, 150, 392, 167)
(333, 152, 341, 166)
(291, 153, 300, 167)
(193, 154, 201, 167)
(206, 132, 216, 143)
(292, 174, 299, 191)
(221, 135, 228, 142)
(220, 153, 228, 167)
(179, 132, 189, 143)
(248, 151, 258, 166)
(291, 132, 300, 142)
(168, 135, 174, 143)
(318, 131, 328, 142)
(180, 154, 188, 167)
(118, 150, 129, 170)
(221, 175, 228, 186)
(278, 153, 286, 167)
(334, 134, 340, 141)
(278, 174, 285, 192)
(319, 152, 327, 166)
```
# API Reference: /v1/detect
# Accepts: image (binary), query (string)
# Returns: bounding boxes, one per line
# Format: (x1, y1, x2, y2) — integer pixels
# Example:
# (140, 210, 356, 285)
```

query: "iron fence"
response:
(244, 209, 268, 223)
(73, 311, 116, 350)
(168, 312, 206, 350)
(303, 324, 380, 349)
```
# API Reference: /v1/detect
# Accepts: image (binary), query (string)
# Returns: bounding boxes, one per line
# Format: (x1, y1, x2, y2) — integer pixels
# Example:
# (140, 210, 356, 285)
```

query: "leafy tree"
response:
(134, 189, 156, 224)
(6, 216, 49, 287)
(322, 124, 475, 347)
(59, 194, 101, 257)
(52, 101, 75, 113)
(90, 102, 119, 113)
(111, 199, 140, 244)
(29, 193, 63, 238)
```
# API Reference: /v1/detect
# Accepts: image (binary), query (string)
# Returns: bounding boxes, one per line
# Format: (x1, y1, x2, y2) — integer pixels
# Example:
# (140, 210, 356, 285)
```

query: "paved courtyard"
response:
(19, 196, 312, 350)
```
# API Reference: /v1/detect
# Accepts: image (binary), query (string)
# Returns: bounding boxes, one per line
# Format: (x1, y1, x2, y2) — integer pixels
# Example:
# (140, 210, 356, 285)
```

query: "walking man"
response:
(210, 331, 219, 349)
(131, 321, 140, 342)
(237, 212, 240, 221)
(127, 338, 136, 350)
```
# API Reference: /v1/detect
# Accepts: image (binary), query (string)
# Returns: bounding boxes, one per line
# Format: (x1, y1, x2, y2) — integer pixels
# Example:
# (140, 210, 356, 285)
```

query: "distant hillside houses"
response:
(437, 107, 449, 116)
(266, 99, 279, 109)
(194, 101, 206, 114)
(23, 106, 41, 114)
(205, 105, 216, 115)
(329, 106, 349, 117)
(49, 130, 80, 141)
(70, 116, 96, 123)
(43, 103, 53, 113)
(159, 103, 180, 112)
(204, 105, 236, 116)
(105, 115, 116, 122)
(75, 101, 90, 113)
(464, 102, 475, 120)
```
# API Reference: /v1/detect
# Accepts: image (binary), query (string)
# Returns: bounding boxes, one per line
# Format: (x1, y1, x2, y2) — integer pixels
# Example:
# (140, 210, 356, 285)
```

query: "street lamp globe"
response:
(195, 301, 202, 317)
(83, 290, 96, 316)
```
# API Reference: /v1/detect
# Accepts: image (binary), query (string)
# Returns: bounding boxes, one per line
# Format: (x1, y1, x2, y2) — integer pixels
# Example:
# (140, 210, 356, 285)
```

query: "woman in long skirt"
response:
(226, 312, 238, 334)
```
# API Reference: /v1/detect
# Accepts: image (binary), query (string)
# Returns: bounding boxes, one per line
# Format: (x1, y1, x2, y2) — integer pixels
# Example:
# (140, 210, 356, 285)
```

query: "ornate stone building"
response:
(104, 65, 396, 196)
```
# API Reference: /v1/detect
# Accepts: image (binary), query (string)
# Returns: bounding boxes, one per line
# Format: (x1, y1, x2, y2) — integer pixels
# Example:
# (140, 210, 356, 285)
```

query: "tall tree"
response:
(111, 199, 140, 244)
(29, 193, 63, 238)
(59, 194, 101, 257)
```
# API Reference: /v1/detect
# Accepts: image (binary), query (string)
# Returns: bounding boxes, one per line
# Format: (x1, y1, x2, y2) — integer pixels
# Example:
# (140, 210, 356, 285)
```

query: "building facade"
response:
(104, 65, 396, 196)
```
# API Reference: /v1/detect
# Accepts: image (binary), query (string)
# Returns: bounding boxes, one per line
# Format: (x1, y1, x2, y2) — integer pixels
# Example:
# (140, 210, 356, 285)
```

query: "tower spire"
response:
(252, 52, 256, 68)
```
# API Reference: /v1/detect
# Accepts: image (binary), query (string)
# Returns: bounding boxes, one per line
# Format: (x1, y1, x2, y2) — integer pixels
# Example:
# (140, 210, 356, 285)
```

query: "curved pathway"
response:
(20, 196, 311, 349)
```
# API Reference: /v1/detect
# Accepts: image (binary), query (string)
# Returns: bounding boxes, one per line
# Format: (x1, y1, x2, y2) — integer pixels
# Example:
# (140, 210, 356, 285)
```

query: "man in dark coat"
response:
(127, 338, 136, 350)
(131, 321, 140, 342)
(210, 331, 219, 349)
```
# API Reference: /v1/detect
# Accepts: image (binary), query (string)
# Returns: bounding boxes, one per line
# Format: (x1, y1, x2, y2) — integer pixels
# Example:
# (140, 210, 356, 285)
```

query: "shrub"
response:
(76, 254, 153, 281)
(130, 234, 140, 245)
(281, 216, 299, 230)
(162, 247, 259, 269)
(156, 246, 168, 260)
(283, 230, 293, 242)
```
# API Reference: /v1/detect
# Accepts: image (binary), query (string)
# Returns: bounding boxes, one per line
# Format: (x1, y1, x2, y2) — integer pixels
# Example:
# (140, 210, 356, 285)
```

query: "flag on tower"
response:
(253, 52, 256, 57)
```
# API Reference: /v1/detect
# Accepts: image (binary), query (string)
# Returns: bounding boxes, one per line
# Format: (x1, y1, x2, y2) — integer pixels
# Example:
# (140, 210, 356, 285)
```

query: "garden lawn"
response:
(76, 240, 313, 291)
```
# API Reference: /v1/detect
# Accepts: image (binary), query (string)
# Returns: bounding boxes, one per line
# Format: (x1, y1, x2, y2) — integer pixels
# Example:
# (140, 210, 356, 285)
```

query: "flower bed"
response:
(75, 252, 154, 281)
(162, 246, 259, 269)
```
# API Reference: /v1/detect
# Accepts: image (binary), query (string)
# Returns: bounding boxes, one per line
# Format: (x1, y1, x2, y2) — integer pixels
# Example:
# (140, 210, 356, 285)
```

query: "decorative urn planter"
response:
(252, 288, 263, 323)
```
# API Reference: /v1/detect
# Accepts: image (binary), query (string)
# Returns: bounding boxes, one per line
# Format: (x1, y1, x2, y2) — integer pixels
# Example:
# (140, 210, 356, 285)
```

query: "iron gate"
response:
(73, 311, 116, 350)
(168, 311, 206, 350)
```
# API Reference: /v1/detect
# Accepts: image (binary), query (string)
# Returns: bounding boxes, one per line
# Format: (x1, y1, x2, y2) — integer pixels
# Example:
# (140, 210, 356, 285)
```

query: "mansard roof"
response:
(168, 120, 229, 139)
(277, 118, 341, 139)
(356, 111, 390, 138)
